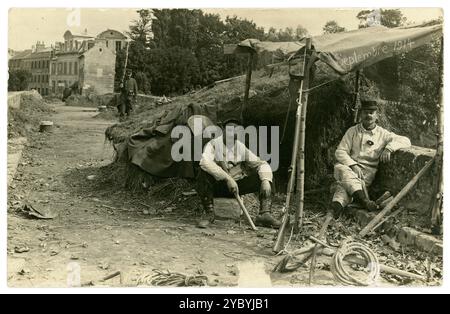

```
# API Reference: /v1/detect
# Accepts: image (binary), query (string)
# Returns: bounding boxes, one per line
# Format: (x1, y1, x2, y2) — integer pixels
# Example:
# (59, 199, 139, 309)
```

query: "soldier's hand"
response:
(350, 164, 364, 179)
(226, 178, 239, 195)
(119, 83, 124, 89)
(380, 149, 391, 163)
(260, 180, 271, 198)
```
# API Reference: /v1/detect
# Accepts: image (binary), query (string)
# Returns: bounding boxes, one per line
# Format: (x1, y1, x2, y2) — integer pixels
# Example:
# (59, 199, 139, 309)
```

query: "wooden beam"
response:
(359, 157, 436, 237)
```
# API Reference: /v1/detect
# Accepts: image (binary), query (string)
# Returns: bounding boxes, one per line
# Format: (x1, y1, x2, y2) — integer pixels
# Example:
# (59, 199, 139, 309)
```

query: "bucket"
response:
(39, 121, 54, 132)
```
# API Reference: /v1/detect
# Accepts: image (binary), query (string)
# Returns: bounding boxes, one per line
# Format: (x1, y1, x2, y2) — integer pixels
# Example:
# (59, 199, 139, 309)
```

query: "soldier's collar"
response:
(358, 123, 378, 135)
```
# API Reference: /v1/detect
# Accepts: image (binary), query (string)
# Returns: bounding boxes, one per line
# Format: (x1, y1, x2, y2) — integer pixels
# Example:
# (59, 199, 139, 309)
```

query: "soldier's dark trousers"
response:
(195, 168, 272, 214)
(118, 94, 134, 117)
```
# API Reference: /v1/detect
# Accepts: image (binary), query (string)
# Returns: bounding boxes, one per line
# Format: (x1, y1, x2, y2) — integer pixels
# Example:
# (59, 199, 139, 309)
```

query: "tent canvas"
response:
(225, 23, 442, 75)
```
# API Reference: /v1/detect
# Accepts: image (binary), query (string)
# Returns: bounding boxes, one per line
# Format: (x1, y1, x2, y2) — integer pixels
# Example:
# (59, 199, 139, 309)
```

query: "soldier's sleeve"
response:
(335, 127, 358, 167)
(240, 142, 273, 182)
(384, 130, 411, 152)
(199, 141, 231, 182)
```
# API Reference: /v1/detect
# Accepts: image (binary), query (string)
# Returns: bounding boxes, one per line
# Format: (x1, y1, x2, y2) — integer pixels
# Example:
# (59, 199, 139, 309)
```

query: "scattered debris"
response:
(87, 175, 97, 181)
(82, 271, 122, 287)
(21, 204, 58, 220)
(14, 246, 30, 254)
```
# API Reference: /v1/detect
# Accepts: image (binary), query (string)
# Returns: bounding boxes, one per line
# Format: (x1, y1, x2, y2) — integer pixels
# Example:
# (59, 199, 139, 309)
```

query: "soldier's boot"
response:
(352, 190, 379, 212)
(255, 199, 281, 229)
(331, 201, 344, 219)
(197, 197, 215, 229)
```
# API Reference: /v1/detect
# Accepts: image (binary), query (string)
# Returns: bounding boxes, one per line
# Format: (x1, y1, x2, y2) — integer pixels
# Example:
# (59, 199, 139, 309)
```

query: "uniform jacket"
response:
(335, 123, 411, 169)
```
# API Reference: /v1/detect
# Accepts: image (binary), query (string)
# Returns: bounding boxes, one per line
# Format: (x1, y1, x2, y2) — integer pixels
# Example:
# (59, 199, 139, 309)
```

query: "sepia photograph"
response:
(4, 4, 445, 293)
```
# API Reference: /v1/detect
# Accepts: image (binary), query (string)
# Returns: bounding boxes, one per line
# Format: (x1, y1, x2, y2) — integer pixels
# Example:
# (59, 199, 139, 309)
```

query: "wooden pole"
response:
(273, 42, 309, 253)
(353, 70, 361, 124)
(308, 211, 333, 285)
(121, 40, 131, 85)
(294, 37, 313, 234)
(359, 157, 435, 237)
(430, 36, 444, 234)
(234, 193, 258, 231)
(241, 52, 254, 121)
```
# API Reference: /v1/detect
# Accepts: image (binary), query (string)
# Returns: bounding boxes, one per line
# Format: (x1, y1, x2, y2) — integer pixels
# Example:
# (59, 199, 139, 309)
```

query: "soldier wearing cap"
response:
(331, 99, 411, 217)
(195, 118, 281, 229)
(118, 69, 138, 119)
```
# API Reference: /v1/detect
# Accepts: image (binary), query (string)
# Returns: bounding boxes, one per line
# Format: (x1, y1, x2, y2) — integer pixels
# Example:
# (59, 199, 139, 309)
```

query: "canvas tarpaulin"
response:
(125, 102, 242, 178)
(227, 23, 442, 75)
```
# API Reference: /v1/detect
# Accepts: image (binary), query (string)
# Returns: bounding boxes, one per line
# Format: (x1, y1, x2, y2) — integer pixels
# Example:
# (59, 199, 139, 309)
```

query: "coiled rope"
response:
(330, 240, 380, 286)
(137, 269, 209, 287)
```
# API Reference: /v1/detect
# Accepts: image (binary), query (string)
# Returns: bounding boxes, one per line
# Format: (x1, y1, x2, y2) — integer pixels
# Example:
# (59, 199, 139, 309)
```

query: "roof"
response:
(10, 49, 32, 60)
(225, 23, 442, 75)
(97, 29, 127, 39)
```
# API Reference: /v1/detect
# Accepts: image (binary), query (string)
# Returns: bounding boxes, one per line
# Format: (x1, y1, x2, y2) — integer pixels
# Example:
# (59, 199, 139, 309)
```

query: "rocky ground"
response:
(7, 101, 442, 288)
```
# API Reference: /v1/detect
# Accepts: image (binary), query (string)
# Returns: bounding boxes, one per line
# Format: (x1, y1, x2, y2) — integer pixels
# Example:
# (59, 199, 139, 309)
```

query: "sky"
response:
(8, 7, 443, 51)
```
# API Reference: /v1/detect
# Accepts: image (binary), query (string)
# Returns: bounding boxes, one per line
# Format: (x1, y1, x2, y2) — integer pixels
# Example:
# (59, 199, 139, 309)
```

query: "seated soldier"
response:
(331, 99, 411, 217)
(196, 118, 281, 229)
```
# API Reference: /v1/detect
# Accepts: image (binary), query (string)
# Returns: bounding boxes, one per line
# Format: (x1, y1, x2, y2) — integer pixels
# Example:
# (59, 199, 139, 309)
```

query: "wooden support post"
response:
(359, 157, 435, 237)
(294, 38, 314, 234)
(273, 40, 310, 253)
(241, 52, 254, 122)
(430, 36, 444, 234)
(353, 70, 361, 124)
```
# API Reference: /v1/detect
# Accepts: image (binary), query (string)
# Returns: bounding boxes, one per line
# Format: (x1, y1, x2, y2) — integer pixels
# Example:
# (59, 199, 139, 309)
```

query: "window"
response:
(63, 62, 67, 75)
(52, 81, 56, 93)
(38, 75, 41, 83)
(69, 62, 72, 75)
(58, 63, 62, 74)
(74, 62, 78, 75)
(38, 61, 41, 68)
(116, 41, 122, 51)
(106, 40, 109, 47)
(51, 63, 56, 75)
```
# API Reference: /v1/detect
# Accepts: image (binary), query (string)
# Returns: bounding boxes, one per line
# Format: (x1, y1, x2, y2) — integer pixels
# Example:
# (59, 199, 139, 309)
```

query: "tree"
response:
(323, 20, 346, 34)
(295, 25, 309, 40)
(357, 9, 406, 28)
(8, 69, 31, 91)
(223, 15, 265, 43)
(128, 9, 153, 46)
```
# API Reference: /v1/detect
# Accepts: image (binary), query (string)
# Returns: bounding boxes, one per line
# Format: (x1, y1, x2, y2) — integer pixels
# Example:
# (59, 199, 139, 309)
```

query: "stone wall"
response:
(372, 146, 436, 214)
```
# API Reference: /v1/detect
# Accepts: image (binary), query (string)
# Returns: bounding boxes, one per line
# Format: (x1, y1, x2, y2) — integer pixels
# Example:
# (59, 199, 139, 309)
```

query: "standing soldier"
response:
(118, 69, 138, 120)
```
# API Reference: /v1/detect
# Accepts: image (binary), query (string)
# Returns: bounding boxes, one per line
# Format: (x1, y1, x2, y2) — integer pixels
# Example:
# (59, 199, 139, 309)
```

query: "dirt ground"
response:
(7, 102, 435, 288)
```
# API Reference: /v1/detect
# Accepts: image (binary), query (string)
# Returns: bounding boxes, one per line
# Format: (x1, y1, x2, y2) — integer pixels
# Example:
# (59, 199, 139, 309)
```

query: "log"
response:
(376, 191, 392, 205)
(359, 157, 436, 237)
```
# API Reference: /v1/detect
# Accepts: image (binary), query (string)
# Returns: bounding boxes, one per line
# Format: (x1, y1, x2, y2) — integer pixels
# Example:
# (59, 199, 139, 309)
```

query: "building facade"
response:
(11, 29, 127, 97)
(96, 29, 128, 54)
(79, 41, 116, 95)
(8, 42, 52, 96)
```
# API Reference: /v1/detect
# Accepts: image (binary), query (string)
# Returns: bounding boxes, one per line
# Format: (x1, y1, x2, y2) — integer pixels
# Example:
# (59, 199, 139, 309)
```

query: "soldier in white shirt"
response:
(196, 119, 281, 229)
(331, 99, 411, 217)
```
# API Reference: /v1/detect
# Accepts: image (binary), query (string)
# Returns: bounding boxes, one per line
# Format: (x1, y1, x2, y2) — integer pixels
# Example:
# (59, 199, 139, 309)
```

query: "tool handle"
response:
(234, 193, 257, 231)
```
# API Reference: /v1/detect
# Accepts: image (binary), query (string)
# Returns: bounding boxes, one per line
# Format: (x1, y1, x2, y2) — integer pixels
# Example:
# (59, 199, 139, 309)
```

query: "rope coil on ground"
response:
(330, 240, 380, 286)
(137, 269, 209, 287)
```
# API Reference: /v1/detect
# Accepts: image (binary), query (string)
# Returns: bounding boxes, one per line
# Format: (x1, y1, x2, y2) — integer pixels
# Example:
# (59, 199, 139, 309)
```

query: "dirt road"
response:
(7, 102, 387, 288)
